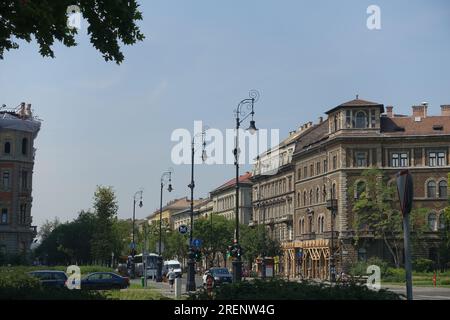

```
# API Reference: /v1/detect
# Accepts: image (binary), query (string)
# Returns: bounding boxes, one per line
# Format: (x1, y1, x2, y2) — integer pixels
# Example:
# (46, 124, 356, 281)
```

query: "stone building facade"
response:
(210, 172, 253, 226)
(283, 98, 449, 280)
(0, 103, 41, 256)
(250, 125, 316, 273)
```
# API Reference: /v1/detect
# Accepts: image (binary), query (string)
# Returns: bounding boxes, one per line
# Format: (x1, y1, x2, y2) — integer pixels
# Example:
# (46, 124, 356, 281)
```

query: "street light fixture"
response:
(186, 127, 208, 292)
(232, 89, 260, 282)
(156, 168, 174, 282)
(323, 176, 338, 283)
(131, 189, 143, 279)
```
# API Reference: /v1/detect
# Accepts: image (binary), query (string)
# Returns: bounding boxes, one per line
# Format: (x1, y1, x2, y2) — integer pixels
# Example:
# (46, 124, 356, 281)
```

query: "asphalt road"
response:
(131, 274, 204, 297)
(382, 284, 450, 300)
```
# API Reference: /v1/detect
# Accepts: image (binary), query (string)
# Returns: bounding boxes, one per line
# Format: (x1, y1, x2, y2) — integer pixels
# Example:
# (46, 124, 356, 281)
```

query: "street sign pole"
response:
(396, 169, 414, 301)
(403, 211, 413, 300)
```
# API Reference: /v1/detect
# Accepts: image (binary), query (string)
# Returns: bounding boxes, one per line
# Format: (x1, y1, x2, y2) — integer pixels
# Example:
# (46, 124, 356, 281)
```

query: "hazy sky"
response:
(0, 0, 449, 228)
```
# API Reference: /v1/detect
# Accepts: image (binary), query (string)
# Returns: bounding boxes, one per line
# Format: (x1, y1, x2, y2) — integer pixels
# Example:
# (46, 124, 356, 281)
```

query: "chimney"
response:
(412, 103, 428, 118)
(318, 116, 323, 124)
(441, 105, 450, 116)
(386, 106, 393, 118)
(26, 104, 32, 118)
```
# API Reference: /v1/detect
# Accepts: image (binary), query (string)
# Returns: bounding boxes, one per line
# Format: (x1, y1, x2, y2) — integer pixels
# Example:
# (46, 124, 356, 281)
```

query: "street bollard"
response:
(174, 277, 182, 299)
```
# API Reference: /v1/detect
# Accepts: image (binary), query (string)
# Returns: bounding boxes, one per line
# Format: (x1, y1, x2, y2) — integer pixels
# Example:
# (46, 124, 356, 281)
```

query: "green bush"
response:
(188, 279, 402, 300)
(383, 268, 405, 283)
(350, 257, 390, 278)
(413, 258, 434, 273)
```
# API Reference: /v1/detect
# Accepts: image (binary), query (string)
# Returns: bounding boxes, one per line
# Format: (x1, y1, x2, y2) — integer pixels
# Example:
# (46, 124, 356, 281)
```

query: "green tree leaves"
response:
(0, 0, 145, 63)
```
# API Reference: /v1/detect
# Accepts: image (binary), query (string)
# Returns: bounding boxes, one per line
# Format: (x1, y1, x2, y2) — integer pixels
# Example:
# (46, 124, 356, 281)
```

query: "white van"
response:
(163, 260, 182, 278)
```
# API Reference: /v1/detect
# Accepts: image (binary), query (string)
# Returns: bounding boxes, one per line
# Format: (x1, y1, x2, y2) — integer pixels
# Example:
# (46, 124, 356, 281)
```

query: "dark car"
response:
(28, 270, 68, 289)
(81, 272, 129, 290)
(202, 267, 232, 288)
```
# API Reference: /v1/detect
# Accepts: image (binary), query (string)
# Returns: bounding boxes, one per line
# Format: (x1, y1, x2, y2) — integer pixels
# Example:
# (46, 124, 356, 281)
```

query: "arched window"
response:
(439, 213, 446, 230)
(303, 191, 307, 206)
(427, 181, 436, 198)
(428, 212, 437, 231)
(323, 185, 327, 199)
(355, 111, 368, 128)
(316, 187, 320, 203)
(332, 183, 337, 199)
(4, 142, 10, 154)
(439, 180, 447, 199)
(21, 138, 28, 155)
(309, 189, 313, 205)
(355, 181, 366, 199)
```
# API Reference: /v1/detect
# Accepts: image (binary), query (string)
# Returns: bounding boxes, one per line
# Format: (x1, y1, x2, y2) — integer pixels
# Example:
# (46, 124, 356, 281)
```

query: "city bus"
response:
(133, 253, 159, 279)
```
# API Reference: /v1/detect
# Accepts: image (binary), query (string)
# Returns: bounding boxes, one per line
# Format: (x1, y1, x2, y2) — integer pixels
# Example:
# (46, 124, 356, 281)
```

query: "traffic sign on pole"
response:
(192, 238, 202, 248)
(178, 225, 188, 234)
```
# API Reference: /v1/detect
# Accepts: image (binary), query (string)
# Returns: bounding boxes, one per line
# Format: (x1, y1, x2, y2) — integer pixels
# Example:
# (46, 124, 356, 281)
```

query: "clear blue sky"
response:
(0, 0, 449, 228)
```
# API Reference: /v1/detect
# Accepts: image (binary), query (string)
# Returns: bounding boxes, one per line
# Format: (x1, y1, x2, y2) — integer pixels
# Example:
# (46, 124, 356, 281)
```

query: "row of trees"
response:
(35, 186, 131, 265)
(35, 186, 281, 267)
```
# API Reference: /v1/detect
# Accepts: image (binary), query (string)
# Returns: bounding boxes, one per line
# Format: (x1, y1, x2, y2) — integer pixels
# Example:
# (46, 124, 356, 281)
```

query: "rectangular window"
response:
(429, 151, 446, 167)
(297, 168, 301, 180)
(316, 162, 321, 175)
(303, 167, 307, 178)
(345, 110, 352, 128)
(400, 153, 409, 167)
(20, 204, 27, 225)
(323, 159, 328, 173)
(332, 156, 337, 170)
(371, 110, 376, 128)
(2, 171, 10, 190)
(391, 152, 409, 167)
(355, 152, 367, 167)
(310, 164, 314, 177)
(0, 209, 7, 224)
(21, 171, 28, 191)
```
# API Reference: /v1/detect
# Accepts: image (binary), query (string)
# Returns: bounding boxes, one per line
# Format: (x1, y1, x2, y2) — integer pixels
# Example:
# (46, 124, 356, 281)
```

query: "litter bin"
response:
(141, 276, 145, 287)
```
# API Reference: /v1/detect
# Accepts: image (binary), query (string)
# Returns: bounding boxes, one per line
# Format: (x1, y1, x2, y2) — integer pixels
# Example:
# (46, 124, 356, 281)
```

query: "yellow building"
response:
(146, 197, 196, 230)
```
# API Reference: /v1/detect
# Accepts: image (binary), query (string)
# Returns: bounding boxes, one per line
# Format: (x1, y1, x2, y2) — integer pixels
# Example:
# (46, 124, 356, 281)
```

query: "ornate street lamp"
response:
(232, 90, 260, 282)
(131, 189, 143, 279)
(186, 127, 208, 292)
(156, 168, 173, 282)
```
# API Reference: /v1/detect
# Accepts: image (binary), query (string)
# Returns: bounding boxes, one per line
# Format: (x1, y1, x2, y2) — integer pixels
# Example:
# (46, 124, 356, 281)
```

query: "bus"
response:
(133, 253, 159, 279)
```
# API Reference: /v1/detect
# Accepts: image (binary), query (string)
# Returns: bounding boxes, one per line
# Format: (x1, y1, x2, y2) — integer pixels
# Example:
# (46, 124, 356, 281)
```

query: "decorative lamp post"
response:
(186, 127, 208, 292)
(156, 169, 173, 282)
(131, 190, 143, 279)
(232, 90, 259, 282)
(324, 176, 338, 283)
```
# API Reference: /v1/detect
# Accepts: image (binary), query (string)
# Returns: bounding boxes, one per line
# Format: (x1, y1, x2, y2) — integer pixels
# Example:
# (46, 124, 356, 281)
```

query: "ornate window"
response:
(439, 213, 446, 230)
(2, 171, 10, 190)
(429, 151, 446, 167)
(355, 152, 368, 167)
(355, 111, 368, 128)
(316, 187, 320, 203)
(428, 212, 437, 231)
(439, 180, 448, 199)
(427, 181, 436, 198)
(391, 152, 409, 167)
(309, 189, 313, 205)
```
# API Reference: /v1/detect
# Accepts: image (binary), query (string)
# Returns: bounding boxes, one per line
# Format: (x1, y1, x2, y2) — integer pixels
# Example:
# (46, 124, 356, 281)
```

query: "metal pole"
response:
(233, 116, 242, 282)
(186, 142, 196, 292)
(403, 213, 413, 300)
(144, 224, 148, 288)
(261, 205, 266, 279)
(132, 197, 136, 279)
(156, 182, 164, 282)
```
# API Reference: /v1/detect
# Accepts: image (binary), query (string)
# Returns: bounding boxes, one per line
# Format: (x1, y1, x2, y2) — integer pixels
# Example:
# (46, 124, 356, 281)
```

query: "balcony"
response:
(299, 232, 316, 241)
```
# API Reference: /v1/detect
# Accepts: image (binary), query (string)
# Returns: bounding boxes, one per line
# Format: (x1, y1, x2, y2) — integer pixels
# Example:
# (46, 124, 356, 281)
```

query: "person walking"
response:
(167, 268, 176, 291)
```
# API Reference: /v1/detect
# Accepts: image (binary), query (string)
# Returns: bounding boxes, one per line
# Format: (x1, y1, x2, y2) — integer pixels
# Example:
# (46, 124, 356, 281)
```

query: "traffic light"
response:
(229, 244, 242, 258)
(194, 248, 202, 262)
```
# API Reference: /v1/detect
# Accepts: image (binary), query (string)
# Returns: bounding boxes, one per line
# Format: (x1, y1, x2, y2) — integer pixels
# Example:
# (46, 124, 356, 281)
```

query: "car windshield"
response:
(212, 268, 229, 275)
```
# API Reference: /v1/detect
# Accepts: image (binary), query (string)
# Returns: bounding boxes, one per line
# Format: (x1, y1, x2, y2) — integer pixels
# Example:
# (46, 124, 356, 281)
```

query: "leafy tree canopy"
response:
(0, 0, 145, 63)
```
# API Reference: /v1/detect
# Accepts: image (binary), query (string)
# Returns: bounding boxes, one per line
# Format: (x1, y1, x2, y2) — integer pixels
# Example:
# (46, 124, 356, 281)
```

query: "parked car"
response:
(81, 272, 129, 290)
(202, 267, 232, 288)
(28, 270, 68, 289)
(162, 260, 182, 278)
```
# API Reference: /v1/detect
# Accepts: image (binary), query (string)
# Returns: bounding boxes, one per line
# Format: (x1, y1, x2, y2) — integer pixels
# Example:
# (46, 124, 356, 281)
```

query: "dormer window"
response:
(355, 111, 368, 128)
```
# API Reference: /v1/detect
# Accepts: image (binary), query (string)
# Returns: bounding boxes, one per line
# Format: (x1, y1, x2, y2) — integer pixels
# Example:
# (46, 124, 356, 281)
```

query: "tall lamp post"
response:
(186, 127, 208, 292)
(232, 90, 259, 282)
(131, 190, 143, 279)
(323, 177, 337, 283)
(156, 169, 173, 282)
